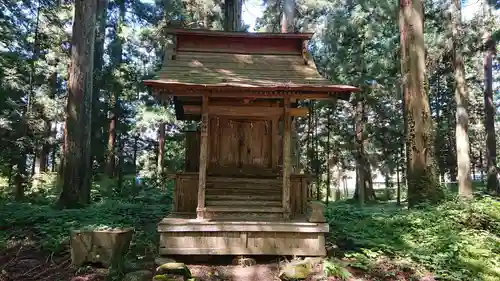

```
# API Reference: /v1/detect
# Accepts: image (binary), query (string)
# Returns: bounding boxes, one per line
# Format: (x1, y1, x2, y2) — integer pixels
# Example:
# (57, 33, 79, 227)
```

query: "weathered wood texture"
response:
(143, 30, 359, 97)
(196, 95, 209, 219)
(182, 105, 308, 117)
(184, 131, 200, 172)
(158, 218, 327, 256)
(171, 173, 310, 218)
(184, 117, 301, 175)
(282, 98, 292, 219)
(172, 173, 198, 213)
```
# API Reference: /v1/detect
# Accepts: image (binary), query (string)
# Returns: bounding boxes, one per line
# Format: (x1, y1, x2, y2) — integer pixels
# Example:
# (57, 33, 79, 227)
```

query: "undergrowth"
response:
(0, 173, 171, 260)
(2, 173, 500, 281)
(326, 195, 500, 281)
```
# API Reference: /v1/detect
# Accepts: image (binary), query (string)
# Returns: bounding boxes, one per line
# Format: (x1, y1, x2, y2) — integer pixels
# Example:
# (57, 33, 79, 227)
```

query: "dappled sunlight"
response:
(326, 198, 500, 280)
(158, 50, 334, 88)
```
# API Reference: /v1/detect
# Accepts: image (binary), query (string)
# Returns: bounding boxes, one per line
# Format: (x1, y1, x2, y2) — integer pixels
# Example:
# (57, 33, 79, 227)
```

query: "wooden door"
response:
(240, 120, 272, 168)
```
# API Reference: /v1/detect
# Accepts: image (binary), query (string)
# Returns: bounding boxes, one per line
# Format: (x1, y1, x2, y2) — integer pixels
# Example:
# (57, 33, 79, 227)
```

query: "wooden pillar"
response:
(271, 100, 280, 169)
(282, 98, 291, 220)
(197, 95, 209, 220)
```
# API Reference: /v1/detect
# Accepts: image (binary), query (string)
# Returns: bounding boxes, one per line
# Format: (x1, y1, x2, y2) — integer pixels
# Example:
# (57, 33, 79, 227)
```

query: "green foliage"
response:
(0, 176, 171, 256)
(323, 259, 352, 280)
(326, 197, 500, 281)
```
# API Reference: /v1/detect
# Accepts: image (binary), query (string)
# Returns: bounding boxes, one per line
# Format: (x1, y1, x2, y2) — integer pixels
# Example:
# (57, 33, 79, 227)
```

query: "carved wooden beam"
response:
(151, 89, 343, 100)
(182, 105, 308, 117)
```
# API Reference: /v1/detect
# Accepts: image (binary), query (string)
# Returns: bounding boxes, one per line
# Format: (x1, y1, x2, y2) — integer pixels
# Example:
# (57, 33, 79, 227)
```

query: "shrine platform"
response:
(158, 216, 328, 256)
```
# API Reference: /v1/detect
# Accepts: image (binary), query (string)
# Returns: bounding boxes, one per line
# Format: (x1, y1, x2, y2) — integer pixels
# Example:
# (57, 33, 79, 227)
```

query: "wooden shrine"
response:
(144, 29, 359, 256)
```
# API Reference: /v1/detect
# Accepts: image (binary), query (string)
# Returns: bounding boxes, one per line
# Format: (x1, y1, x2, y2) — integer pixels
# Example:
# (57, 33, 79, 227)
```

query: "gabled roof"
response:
(144, 29, 359, 99)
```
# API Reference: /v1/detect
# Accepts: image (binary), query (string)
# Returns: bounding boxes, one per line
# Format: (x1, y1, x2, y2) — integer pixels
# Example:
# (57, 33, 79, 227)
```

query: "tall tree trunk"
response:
(157, 123, 166, 177)
(479, 150, 484, 180)
(132, 134, 139, 177)
(400, 0, 441, 207)
(281, 0, 295, 33)
(29, 1, 41, 178)
(57, 0, 97, 208)
(447, 113, 457, 181)
(13, 155, 26, 201)
(105, 101, 117, 176)
(307, 102, 313, 197)
(482, 1, 498, 194)
(51, 122, 58, 172)
(353, 93, 376, 202)
(16, 0, 42, 197)
(326, 106, 331, 204)
(399, 43, 410, 196)
(314, 102, 320, 201)
(355, 94, 364, 206)
(397, 150, 401, 205)
(105, 0, 125, 177)
(116, 135, 124, 191)
(37, 72, 57, 174)
(451, 0, 472, 198)
(224, 0, 242, 31)
(92, 0, 108, 171)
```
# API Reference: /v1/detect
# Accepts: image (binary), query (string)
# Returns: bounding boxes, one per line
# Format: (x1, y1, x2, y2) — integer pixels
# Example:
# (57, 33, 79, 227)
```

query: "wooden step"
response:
(207, 177, 281, 184)
(206, 206, 283, 213)
(206, 194, 281, 201)
(206, 184, 281, 190)
(205, 212, 284, 220)
(206, 200, 282, 207)
(206, 189, 281, 196)
(206, 189, 281, 194)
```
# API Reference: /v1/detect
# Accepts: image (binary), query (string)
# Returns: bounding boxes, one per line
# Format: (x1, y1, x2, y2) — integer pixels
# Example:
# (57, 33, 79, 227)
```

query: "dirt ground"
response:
(183, 256, 324, 281)
(0, 246, 435, 281)
(0, 246, 317, 281)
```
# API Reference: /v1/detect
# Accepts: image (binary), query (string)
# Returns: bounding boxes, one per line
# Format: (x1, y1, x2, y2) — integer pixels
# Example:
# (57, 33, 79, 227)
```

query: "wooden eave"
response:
(164, 28, 315, 40)
(145, 28, 359, 115)
(145, 80, 358, 100)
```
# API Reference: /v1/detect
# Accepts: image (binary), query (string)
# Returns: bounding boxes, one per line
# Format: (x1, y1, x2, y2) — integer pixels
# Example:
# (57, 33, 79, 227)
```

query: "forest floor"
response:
(0, 244, 435, 281)
(0, 177, 499, 281)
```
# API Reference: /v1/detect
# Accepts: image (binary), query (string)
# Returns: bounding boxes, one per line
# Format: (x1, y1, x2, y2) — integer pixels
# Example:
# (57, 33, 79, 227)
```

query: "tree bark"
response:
(57, 0, 97, 208)
(51, 122, 58, 172)
(105, 0, 125, 177)
(482, 6, 498, 193)
(224, 0, 242, 31)
(400, 0, 441, 207)
(37, 72, 58, 174)
(355, 94, 365, 206)
(451, 0, 473, 199)
(92, 0, 108, 171)
(13, 155, 26, 201)
(397, 151, 401, 205)
(326, 105, 331, 204)
(157, 122, 166, 177)
(132, 134, 139, 186)
(353, 93, 376, 202)
(281, 0, 295, 33)
(314, 101, 320, 201)
(105, 99, 117, 177)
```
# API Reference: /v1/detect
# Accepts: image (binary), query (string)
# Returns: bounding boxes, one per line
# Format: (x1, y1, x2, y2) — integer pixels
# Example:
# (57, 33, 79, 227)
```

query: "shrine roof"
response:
(144, 29, 359, 99)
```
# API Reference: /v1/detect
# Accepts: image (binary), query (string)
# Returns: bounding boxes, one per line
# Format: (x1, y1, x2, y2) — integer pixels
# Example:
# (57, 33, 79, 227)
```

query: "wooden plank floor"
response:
(158, 217, 329, 233)
(157, 215, 329, 256)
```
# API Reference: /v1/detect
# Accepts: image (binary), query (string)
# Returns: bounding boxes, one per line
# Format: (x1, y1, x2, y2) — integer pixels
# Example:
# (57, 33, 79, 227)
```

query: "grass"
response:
(0, 173, 171, 260)
(326, 194, 500, 281)
(1, 175, 499, 281)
